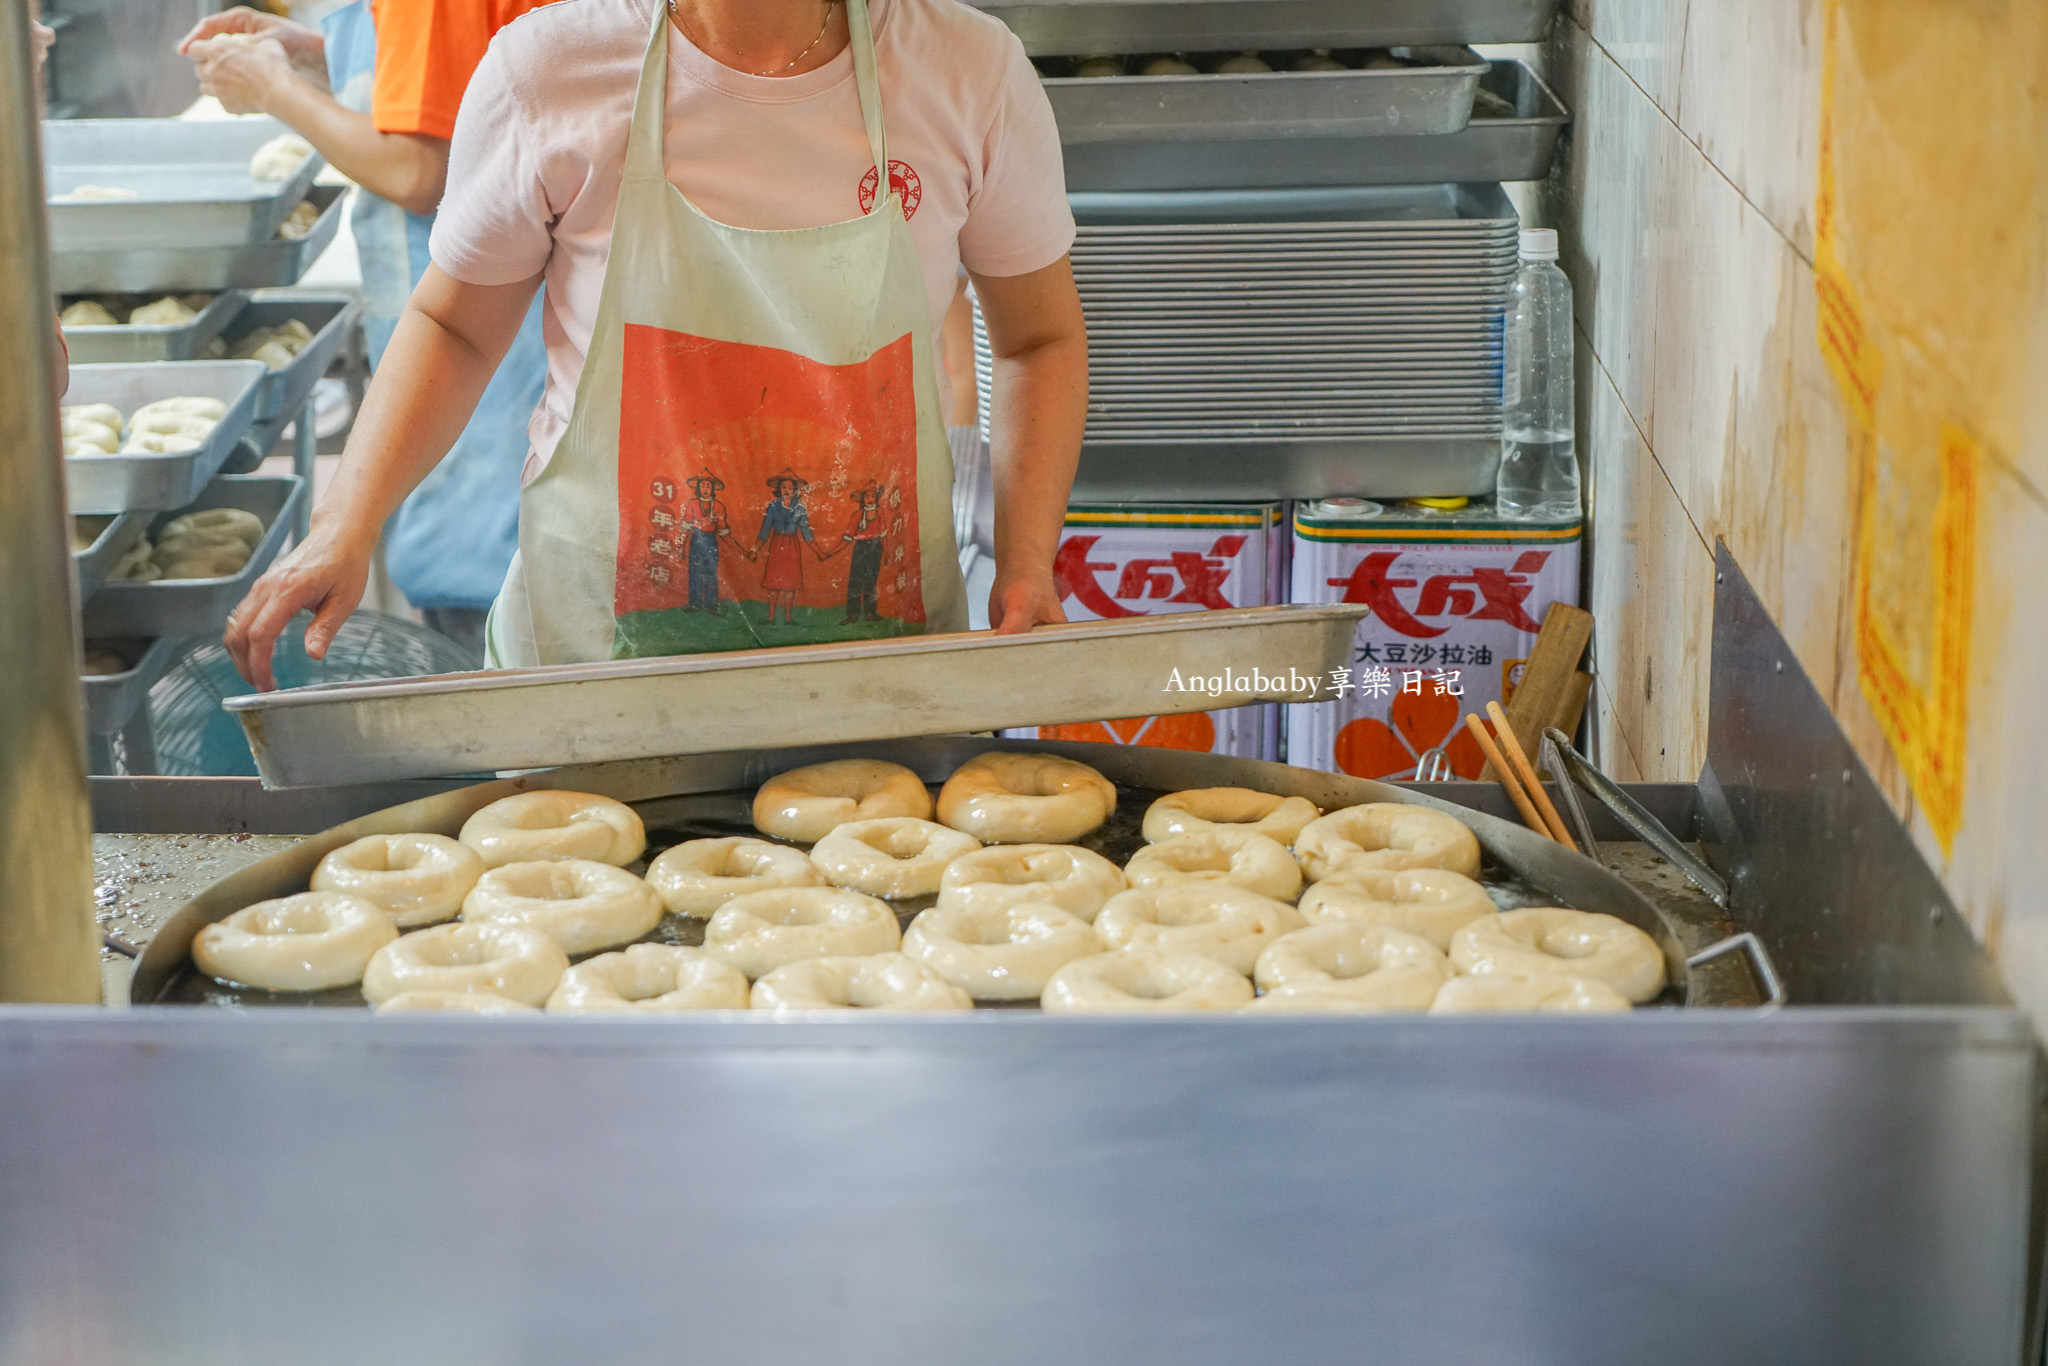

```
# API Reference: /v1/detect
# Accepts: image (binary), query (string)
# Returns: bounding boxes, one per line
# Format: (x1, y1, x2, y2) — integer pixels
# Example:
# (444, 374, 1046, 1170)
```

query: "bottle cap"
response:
(1406, 496, 1470, 511)
(1518, 228, 1559, 262)
(1310, 497, 1382, 519)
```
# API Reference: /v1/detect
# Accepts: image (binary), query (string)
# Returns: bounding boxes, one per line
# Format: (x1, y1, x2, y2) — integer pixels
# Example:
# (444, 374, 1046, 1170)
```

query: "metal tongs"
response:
(1537, 727, 1783, 1008)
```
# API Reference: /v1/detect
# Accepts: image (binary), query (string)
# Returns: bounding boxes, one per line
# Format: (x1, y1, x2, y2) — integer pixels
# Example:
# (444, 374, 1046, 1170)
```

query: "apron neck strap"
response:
(626, 0, 891, 200)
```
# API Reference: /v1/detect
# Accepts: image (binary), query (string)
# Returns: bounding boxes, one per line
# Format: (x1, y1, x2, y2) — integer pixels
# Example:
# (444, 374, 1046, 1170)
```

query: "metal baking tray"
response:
(80, 635, 181, 734)
(82, 475, 305, 638)
(1073, 433, 1501, 499)
(44, 117, 325, 252)
(1070, 180, 1519, 227)
(1063, 59, 1569, 190)
(58, 289, 248, 364)
(51, 184, 347, 296)
(71, 509, 151, 604)
(62, 360, 267, 515)
(223, 604, 1368, 787)
(969, 0, 1560, 54)
(219, 294, 360, 424)
(1043, 47, 1487, 143)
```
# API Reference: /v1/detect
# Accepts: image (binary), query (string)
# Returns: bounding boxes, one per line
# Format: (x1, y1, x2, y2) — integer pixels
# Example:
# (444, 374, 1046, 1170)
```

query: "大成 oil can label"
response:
(1003, 503, 1286, 758)
(1285, 505, 1580, 779)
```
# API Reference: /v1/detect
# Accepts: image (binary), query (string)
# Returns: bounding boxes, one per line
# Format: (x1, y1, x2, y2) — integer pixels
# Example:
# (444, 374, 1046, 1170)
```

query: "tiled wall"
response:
(1504, 1, 2048, 1016)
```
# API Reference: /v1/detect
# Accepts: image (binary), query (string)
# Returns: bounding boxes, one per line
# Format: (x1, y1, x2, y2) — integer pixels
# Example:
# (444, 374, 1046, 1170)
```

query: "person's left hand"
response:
(30, 20, 55, 67)
(987, 567, 1065, 634)
(189, 35, 295, 115)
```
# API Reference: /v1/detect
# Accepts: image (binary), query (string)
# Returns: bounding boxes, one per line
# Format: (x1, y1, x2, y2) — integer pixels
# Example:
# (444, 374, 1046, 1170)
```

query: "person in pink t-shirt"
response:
(225, 0, 1086, 686)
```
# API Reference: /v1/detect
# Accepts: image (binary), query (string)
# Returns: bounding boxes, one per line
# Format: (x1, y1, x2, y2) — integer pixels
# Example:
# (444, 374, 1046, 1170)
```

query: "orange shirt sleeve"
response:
(369, 0, 544, 142)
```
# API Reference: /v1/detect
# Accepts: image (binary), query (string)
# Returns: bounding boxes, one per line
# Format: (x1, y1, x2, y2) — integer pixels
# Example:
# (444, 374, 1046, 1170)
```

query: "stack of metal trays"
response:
(976, 183, 1515, 498)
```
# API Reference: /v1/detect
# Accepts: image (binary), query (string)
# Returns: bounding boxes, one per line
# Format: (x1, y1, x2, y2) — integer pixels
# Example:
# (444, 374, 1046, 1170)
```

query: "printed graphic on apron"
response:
(613, 323, 924, 655)
(858, 160, 921, 218)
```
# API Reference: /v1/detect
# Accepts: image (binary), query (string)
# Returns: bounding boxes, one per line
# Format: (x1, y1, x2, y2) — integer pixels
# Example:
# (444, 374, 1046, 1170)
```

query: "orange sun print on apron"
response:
(614, 325, 924, 654)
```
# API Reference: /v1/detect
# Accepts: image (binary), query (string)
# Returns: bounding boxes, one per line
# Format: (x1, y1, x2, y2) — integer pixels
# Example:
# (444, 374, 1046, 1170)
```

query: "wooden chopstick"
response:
(1463, 713, 1551, 840)
(1486, 699, 1578, 851)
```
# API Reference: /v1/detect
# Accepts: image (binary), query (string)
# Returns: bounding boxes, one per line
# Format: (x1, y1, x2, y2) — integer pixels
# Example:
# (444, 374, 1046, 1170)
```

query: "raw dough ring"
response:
(935, 843, 1126, 922)
(646, 836, 822, 916)
(809, 817, 981, 899)
(360, 922, 569, 1006)
(460, 859, 664, 956)
(902, 901, 1104, 1000)
(375, 991, 540, 1015)
(310, 833, 485, 928)
(1294, 802, 1481, 881)
(192, 892, 397, 992)
(1124, 829, 1303, 903)
(458, 789, 646, 868)
(751, 953, 973, 1013)
(1297, 868, 1496, 950)
(1142, 788, 1321, 845)
(1429, 974, 1632, 1014)
(936, 751, 1118, 844)
(1251, 922, 1449, 1012)
(546, 944, 750, 1013)
(1092, 884, 1305, 975)
(1449, 909, 1667, 1003)
(752, 758, 933, 843)
(1041, 950, 1253, 1014)
(701, 886, 902, 979)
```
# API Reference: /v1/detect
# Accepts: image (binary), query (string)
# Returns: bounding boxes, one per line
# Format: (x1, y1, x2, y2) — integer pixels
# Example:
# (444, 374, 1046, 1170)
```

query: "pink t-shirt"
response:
(431, 0, 1074, 480)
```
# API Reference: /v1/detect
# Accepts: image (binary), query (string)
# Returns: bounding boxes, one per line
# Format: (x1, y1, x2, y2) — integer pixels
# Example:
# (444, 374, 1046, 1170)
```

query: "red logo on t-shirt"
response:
(858, 160, 922, 219)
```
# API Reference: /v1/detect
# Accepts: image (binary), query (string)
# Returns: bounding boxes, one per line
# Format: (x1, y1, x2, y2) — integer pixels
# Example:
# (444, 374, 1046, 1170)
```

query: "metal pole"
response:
(0, 0, 100, 1002)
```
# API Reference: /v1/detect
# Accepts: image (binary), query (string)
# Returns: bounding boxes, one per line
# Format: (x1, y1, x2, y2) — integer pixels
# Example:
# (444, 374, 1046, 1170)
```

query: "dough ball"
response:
(160, 507, 264, 550)
(276, 199, 320, 239)
(109, 540, 160, 582)
(127, 296, 199, 327)
(59, 300, 119, 328)
(1073, 56, 1123, 77)
(249, 133, 313, 181)
(1141, 55, 1198, 75)
(1214, 51, 1271, 73)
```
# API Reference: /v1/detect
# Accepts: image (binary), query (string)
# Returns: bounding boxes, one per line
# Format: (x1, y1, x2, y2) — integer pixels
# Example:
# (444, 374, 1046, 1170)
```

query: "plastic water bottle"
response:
(1496, 228, 1580, 521)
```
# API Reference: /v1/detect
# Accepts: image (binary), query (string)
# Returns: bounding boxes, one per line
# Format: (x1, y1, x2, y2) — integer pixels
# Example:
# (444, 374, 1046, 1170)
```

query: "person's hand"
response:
(178, 7, 328, 89)
(188, 35, 297, 116)
(987, 566, 1065, 635)
(223, 520, 374, 691)
(30, 20, 54, 67)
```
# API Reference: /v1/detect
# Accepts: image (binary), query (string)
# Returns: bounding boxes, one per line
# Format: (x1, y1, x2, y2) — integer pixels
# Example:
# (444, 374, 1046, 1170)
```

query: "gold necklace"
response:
(669, 0, 837, 77)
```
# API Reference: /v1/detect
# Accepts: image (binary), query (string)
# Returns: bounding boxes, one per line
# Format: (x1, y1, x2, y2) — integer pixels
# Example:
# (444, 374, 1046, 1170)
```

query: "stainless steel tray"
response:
(62, 360, 268, 515)
(221, 294, 360, 424)
(1073, 433, 1501, 499)
(51, 184, 347, 296)
(71, 509, 151, 604)
(970, 0, 1561, 54)
(224, 605, 1368, 787)
(1070, 180, 1519, 226)
(58, 289, 248, 364)
(80, 635, 180, 733)
(1063, 59, 1569, 190)
(82, 475, 305, 639)
(44, 117, 325, 252)
(1044, 48, 1487, 143)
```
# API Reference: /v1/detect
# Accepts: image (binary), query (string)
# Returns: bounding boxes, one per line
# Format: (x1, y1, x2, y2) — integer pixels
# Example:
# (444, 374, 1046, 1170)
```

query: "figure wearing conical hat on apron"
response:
(223, 0, 1087, 690)
(678, 471, 742, 615)
(841, 480, 890, 624)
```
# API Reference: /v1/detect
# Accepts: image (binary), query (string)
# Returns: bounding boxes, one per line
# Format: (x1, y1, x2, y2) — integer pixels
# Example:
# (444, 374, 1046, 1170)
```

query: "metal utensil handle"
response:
(1539, 732, 1602, 863)
(1542, 727, 1731, 909)
(1686, 931, 1785, 1007)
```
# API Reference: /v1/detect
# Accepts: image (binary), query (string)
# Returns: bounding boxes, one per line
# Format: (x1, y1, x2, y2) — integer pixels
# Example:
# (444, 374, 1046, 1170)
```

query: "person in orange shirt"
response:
(174, 0, 550, 663)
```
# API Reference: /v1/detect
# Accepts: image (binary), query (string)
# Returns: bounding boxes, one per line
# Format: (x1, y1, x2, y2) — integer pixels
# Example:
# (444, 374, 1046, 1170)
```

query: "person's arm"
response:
(224, 267, 538, 688)
(967, 255, 1087, 635)
(178, 9, 449, 215)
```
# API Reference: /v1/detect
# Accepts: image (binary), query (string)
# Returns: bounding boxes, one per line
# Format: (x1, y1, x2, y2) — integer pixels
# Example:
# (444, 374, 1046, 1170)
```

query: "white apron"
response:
(487, 0, 966, 667)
